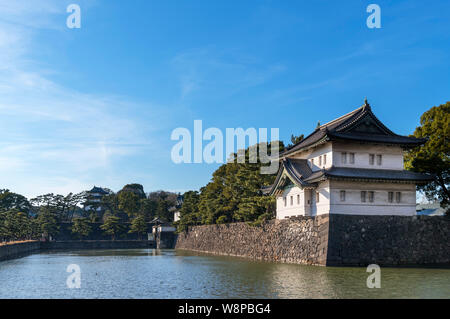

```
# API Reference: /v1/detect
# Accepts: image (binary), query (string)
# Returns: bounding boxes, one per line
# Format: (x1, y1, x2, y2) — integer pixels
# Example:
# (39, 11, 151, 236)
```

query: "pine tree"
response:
(100, 215, 123, 240)
(405, 102, 450, 214)
(128, 215, 147, 240)
(71, 217, 92, 240)
(177, 141, 284, 229)
(37, 208, 59, 241)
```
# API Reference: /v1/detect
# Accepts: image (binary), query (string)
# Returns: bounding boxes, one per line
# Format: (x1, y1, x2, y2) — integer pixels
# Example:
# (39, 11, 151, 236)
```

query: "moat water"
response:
(0, 249, 448, 298)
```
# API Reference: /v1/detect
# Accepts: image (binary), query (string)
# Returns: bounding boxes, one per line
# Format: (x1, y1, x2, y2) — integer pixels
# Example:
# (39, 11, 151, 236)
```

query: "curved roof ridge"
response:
(319, 105, 364, 129)
(280, 102, 425, 158)
(335, 107, 396, 136)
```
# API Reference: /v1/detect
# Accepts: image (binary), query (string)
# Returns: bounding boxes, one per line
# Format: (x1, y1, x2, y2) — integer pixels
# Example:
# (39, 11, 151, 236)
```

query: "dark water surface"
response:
(0, 249, 448, 299)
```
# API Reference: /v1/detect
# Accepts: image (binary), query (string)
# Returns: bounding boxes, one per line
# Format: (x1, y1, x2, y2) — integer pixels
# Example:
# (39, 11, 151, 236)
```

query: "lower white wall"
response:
(276, 186, 307, 219)
(313, 181, 330, 216)
(328, 181, 416, 216)
(276, 181, 331, 218)
(275, 180, 417, 218)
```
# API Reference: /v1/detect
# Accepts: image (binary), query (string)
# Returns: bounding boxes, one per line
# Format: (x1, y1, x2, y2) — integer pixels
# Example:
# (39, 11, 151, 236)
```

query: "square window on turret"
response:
(388, 192, 394, 203)
(377, 154, 382, 165)
(341, 152, 347, 164)
(369, 154, 375, 165)
(349, 153, 355, 164)
(361, 191, 367, 202)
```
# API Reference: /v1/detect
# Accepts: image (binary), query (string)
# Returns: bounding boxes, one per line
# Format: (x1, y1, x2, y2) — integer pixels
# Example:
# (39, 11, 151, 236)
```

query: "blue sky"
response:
(0, 0, 449, 198)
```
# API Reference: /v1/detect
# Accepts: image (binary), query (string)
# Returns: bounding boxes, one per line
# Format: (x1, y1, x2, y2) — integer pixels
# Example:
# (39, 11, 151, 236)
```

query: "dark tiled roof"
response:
(284, 158, 313, 183)
(89, 186, 109, 194)
(304, 167, 434, 183)
(327, 132, 426, 145)
(281, 103, 426, 157)
(265, 158, 316, 195)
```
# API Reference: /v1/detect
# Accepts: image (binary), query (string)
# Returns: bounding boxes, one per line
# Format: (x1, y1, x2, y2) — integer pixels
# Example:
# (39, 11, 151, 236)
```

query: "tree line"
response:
(0, 184, 179, 243)
(175, 141, 287, 232)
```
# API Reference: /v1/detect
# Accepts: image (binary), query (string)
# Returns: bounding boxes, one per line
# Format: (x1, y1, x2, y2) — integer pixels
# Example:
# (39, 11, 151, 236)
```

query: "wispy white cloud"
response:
(0, 1, 164, 198)
(171, 47, 286, 100)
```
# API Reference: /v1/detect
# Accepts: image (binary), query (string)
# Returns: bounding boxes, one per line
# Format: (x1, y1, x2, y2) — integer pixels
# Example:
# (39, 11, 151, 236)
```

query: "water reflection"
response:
(0, 249, 448, 299)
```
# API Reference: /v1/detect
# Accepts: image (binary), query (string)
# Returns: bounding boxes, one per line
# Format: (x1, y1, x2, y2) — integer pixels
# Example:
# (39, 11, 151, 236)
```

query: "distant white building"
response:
(83, 186, 109, 212)
(265, 100, 433, 218)
(173, 194, 184, 222)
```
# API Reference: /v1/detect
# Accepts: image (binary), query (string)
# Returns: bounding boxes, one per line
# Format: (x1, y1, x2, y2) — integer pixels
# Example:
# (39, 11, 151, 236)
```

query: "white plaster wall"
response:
(276, 186, 308, 219)
(158, 226, 176, 232)
(329, 181, 416, 216)
(291, 142, 333, 172)
(276, 181, 331, 218)
(313, 180, 331, 216)
(332, 142, 404, 170)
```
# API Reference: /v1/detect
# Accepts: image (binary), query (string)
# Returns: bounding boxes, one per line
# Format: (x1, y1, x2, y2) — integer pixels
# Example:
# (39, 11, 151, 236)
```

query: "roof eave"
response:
(310, 175, 433, 184)
(326, 133, 428, 148)
(280, 135, 330, 159)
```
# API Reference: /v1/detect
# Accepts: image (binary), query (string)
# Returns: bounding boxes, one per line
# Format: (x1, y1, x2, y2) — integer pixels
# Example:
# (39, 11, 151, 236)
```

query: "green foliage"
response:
(235, 196, 275, 222)
(148, 191, 178, 222)
(101, 193, 119, 214)
(0, 209, 40, 242)
(30, 192, 86, 222)
(177, 141, 284, 231)
(71, 217, 92, 240)
(156, 199, 171, 221)
(215, 215, 227, 224)
(1, 211, 29, 241)
(37, 207, 59, 240)
(289, 134, 304, 147)
(100, 215, 124, 240)
(0, 184, 179, 241)
(119, 183, 146, 199)
(128, 215, 147, 239)
(140, 198, 158, 221)
(0, 190, 31, 212)
(176, 191, 200, 232)
(405, 102, 450, 214)
(0, 212, 5, 240)
(118, 191, 141, 218)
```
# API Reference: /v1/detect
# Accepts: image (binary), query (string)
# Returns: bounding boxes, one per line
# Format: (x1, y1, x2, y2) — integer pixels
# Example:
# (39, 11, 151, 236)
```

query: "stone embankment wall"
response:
(326, 214, 450, 266)
(175, 215, 450, 267)
(176, 215, 330, 265)
(0, 242, 41, 261)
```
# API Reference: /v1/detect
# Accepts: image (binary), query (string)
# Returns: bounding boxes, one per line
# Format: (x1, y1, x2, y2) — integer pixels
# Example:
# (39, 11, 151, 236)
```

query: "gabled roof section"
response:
(281, 100, 427, 157)
(89, 186, 109, 194)
(266, 158, 316, 196)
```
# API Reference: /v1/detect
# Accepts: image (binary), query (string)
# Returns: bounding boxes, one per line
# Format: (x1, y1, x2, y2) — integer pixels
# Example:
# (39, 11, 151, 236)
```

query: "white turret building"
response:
(265, 100, 433, 219)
